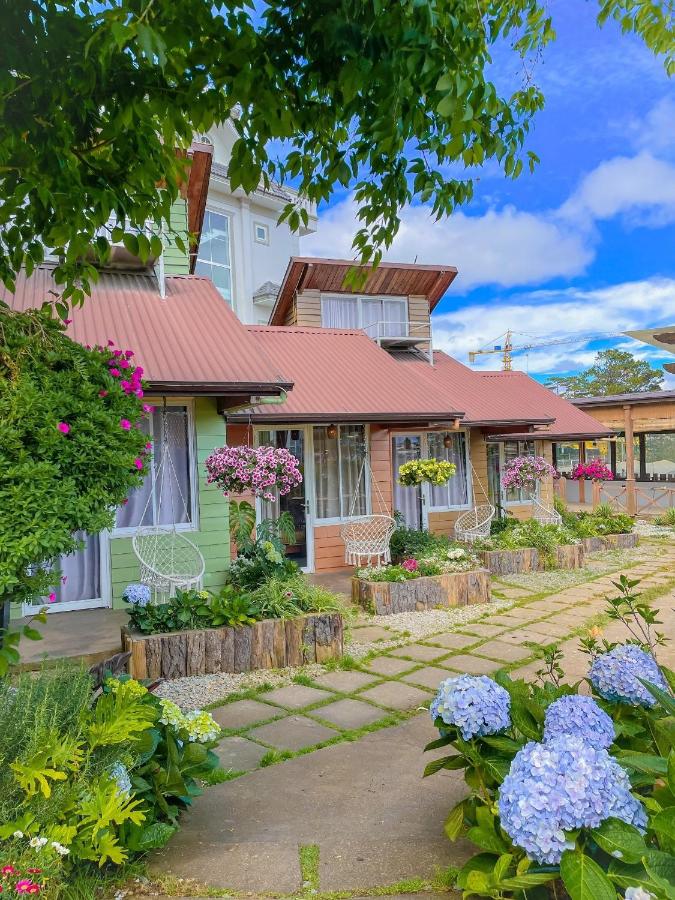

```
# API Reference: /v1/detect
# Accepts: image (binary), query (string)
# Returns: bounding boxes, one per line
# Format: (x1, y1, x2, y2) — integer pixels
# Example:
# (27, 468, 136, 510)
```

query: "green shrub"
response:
(655, 506, 675, 527)
(0, 668, 221, 877)
(477, 520, 578, 567)
(250, 573, 344, 619)
(389, 525, 450, 561)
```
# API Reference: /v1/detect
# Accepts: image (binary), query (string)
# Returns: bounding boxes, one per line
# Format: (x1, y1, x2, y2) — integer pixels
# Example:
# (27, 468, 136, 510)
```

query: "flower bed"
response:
(480, 543, 584, 575)
(123, 611, 344, 679)
(352, 569, 491, 615)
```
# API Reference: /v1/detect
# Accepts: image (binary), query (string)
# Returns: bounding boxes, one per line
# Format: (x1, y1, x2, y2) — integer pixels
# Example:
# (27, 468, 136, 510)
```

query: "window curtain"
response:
(339, 425, 367, 516)
(361, 299, 382, 338)
(427, 433, 468, 507)
(392, 436, 422, 529)
(313, 426, 340, 518)
(115, 407, 191, 529)
(383, 300, 407, 337)
(321, 296, 358, 329)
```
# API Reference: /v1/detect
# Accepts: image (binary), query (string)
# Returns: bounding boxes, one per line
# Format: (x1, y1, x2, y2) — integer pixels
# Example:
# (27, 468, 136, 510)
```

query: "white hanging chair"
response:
(529, 491, 562, 526)
(132, 405, 205, 600)
(340, 451, 396, 567)
(454, 459, 496, 543)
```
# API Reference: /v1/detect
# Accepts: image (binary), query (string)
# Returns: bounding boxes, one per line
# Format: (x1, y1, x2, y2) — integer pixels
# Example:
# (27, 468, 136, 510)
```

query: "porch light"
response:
(327, 423, 338, 439)
(290, 429, 300, 441)
(443, 433, 452, 448)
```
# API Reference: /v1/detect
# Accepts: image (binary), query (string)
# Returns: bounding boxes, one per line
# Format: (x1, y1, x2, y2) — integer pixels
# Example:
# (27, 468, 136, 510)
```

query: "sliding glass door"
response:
(22, 531, 110, 615)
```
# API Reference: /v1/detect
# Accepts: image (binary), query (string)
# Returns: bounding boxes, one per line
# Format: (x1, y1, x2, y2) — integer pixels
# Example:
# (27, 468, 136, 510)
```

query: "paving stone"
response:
(459, 622, 506, 638)
(521, 621, 575, 639)
(481, 615, 526, 628)
(363, 656, 417, 676)
(215, 736, 269, 772)
(211, 699, 280, 730)
(422, 632, 479, 650)
(350, 625, 393, 642)
(388, 644, 450, 663)
(263, 684, 335, 709)
(494, 606, 542, 621)
(494, 588, 533, 599)
(312, 698, 387, 729)
(359, 681, 432, 711)
(496, 628, 563, 647)
(248, 715, 338, 751)
(472, 640, 533, 663)
(401, 666, 456, 690)
(312, 670, 378, 693)
(443, 654, 502, 675)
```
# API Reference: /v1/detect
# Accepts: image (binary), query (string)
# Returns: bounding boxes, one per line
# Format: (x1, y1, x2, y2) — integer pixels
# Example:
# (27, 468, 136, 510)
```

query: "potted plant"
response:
(205, 445, 302, 500)
(571, 460, 614, 482)
(398, 457, 456, 487)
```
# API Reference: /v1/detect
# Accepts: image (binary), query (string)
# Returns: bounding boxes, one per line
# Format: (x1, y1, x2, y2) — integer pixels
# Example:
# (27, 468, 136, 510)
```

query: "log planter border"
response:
(480, 544, 584, 576)
(351, 568, 492, 616)
(581, 533, 639, 553)
(122, 611, 344, 680)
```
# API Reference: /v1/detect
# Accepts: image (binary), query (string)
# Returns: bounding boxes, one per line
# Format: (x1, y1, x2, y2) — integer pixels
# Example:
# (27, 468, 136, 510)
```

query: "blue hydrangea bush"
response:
(424, 575, 675, 899)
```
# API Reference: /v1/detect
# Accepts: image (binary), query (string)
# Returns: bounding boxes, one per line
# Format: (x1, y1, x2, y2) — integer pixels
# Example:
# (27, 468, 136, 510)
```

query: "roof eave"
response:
(227, 410, 465, 424)
(484, 430, 615, 441)
(147, 380, 294, 397)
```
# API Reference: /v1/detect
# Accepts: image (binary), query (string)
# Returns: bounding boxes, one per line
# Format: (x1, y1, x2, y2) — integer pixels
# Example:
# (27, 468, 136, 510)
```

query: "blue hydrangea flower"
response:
(430, 674, 511, 740)
(543, 695, 615, 750)
(498, 735, 647, 865)
(624, 888, 655, 900)
(122, 583, 151, 607)
(589, 644, 668, 707)
(109, 762, 132, 796)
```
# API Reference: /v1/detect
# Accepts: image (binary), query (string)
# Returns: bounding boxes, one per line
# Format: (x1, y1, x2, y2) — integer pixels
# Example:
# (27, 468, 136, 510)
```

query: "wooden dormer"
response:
(268, 258, 458, 354)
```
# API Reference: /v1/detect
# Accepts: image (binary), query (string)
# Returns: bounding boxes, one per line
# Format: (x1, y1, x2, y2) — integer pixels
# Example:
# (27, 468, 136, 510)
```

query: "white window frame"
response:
(112, 399, 199, 537)
(253, 221, 269, 244)
(320, 294, 409, 339)
(311, 423, 372, 525)
(195, 207, 233, 303)
(499, 439, 538, 507)
(391, 431, 473, 529)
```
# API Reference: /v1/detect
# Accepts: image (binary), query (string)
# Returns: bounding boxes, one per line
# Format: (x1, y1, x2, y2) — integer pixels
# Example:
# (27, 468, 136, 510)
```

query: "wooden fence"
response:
(555, 478, 675, 516)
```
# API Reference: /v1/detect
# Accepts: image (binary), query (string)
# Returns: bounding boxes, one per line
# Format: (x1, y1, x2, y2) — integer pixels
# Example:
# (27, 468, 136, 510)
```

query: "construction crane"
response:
(468, 329, 623, 371)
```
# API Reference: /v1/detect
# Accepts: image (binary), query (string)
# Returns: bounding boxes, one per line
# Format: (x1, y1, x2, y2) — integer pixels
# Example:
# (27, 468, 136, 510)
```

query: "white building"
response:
(197, 121, 318, 324)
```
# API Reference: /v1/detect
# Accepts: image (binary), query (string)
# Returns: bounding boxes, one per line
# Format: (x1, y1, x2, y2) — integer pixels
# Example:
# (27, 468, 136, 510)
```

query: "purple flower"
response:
(589, 644, 668, 707)
(430, 674, 511, 740)
(543, 695, 615, 750)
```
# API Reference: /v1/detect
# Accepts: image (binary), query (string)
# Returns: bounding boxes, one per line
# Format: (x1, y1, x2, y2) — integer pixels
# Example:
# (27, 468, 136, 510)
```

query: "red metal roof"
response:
(235, 326, 465, 422)
(269, 257, 458, 325)
(2, 267, 292, 396)
(395, 352, 613, 436)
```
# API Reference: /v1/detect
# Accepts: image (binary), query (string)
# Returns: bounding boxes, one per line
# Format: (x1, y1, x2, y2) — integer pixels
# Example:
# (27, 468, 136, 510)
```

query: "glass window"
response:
(427, 432, 469, 508)
(195, 210, 232, 304)
(503, 440, 535, 503)
(615, 436, 640, 479)
(320, 296, 408, 338)
(644, 432, 675, 480)
(584, 439, 610, 465)
(392, 435, 423, 530)
(554, 441, 580, 476)
(313, 424, 367, 519)
(116, 407, 192, 529)
(254, 222, 269, 244)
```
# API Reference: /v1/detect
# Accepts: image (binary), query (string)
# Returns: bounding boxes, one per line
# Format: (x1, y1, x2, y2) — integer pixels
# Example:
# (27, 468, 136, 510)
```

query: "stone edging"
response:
(122, 612, 344, 679)
(351, 568, 491, 615)
(480, 544, 584, 575)
(581, 533, 638, 553)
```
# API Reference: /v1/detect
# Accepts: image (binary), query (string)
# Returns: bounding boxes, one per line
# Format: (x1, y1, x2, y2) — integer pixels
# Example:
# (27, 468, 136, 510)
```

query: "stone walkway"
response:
(152, 540, 675, 897)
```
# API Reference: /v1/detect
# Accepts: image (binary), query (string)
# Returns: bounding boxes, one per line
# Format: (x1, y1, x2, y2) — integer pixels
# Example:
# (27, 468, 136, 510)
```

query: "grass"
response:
(299, 844, 320, 893)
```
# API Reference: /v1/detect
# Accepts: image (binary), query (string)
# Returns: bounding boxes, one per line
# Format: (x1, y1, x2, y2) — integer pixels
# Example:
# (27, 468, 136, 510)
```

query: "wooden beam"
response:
(624, 404, 636, 515)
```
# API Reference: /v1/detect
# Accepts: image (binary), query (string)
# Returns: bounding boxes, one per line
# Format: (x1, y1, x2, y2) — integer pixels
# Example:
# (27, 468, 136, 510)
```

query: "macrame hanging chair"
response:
(529, 490, 562, 526)
(132, 404, 205, 600)
(341, 451, 396, 567)
(454, 459, 496, 544)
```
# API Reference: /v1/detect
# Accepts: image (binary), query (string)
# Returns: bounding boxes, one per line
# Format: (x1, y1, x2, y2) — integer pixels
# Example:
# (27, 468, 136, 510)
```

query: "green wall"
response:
(109, 397, 230, 608)
(161, 198, 191, 276)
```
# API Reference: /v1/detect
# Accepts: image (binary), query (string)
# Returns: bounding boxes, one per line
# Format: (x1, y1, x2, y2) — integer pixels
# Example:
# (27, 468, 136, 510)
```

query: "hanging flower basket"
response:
(398, 458, 456, 487)
(570, 461, 614, 482)
(205, 445, 302, 501)
(501, 455, 558, 491)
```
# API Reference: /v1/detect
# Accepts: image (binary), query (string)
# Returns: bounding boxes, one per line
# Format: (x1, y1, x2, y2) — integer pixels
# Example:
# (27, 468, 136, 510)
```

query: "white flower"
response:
(51, 841, 70, 856)
(12, 830, 23, 839)
(29, 836, 48, 849)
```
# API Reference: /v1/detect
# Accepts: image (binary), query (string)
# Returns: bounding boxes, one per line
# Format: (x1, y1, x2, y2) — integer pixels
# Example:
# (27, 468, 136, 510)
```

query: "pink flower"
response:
(57, 422, 70, 434)
(107, 340, 115, 347)
(134, 458, 143, 470)
(145, 442, 152, 450)
(109, 368, 120, 377)
(1, 865, 17, 875)
(118, 359, 129, 369)
(119, 419, 131, 430)
(64, 319, 72, 325)
(142, 404, 155, 413)
(125, 350, 134, 358)
(48, 593, 56, 603)
(15, 881, 41, 895)
(402, 558, 419, 572)
(98, 389, 108, 398)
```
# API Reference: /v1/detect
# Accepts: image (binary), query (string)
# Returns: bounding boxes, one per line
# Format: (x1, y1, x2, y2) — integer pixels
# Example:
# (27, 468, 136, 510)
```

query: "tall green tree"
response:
(1, 0, 673, 303)
(547, 348, 665, 398)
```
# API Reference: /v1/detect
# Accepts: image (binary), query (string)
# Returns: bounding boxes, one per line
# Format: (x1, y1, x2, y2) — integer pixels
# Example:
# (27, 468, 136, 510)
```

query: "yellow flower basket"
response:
(397, 458, 456, 487)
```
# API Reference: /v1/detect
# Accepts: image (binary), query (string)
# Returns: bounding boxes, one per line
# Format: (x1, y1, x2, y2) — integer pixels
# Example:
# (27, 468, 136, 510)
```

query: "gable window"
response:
(321, 295, 408, 339)
(196, 210, 232, 304)
(313, 424, 368, 520)
(254, 222, 269, 244)
(115, 406, 195, 532)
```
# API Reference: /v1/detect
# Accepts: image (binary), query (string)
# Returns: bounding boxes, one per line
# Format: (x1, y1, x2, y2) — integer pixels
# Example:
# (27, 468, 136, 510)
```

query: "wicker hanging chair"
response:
(340, 452, 396, 567)
(529, 491, 562, 526)
(454, 459, 496, 543)
(132, 405, 205, 600)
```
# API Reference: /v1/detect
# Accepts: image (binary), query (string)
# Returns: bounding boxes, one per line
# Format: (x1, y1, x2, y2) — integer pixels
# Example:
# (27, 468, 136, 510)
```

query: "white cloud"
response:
(302, 99, 675, 294)
(559, 152, 675, 225)
(626, 96, 675, 155)
(431, 277, 675, 375)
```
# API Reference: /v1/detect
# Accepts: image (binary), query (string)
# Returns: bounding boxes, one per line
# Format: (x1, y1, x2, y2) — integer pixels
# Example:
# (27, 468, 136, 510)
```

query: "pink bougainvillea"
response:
(205, 445, 303, 501)
(571, 460, 614, 482)
(501, 455, 558, 491)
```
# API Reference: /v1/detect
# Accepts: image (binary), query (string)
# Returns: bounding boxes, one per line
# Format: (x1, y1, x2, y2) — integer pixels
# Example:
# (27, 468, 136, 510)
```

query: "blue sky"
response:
(302, 0, 675, 384)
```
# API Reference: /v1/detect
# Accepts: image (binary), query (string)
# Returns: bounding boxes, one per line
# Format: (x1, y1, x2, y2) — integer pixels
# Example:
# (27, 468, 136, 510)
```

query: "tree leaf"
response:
(590, 817, 647, 864)
(444, 801, 465, 841)
(560, 849, 616, 900)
